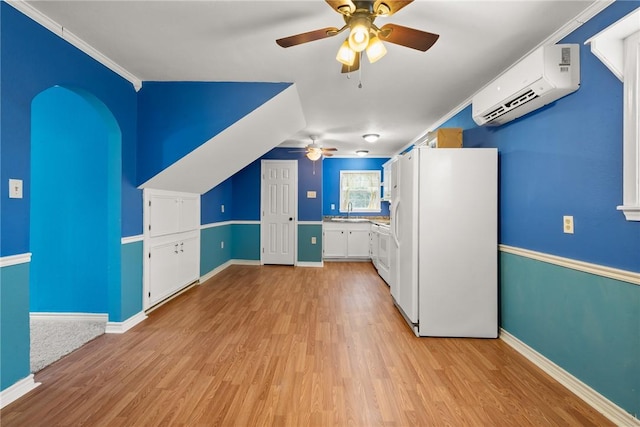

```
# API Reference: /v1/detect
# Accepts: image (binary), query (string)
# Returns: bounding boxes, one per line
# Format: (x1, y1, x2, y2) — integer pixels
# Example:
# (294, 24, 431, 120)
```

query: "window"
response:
(340, 170, 381, 213)
(587, 9, 640, 221)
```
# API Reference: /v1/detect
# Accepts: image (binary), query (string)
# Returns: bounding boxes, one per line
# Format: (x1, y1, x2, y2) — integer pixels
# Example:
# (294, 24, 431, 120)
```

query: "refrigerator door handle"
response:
(392, 200, 400, 249)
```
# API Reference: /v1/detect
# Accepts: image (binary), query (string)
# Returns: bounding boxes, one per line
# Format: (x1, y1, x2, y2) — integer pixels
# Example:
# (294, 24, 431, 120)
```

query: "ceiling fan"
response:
(276, 0, 439, 73)
(290, 136, 338, 161)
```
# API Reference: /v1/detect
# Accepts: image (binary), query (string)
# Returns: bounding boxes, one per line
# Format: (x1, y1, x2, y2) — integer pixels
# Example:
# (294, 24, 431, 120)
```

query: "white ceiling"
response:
(25, 0, 598, 157)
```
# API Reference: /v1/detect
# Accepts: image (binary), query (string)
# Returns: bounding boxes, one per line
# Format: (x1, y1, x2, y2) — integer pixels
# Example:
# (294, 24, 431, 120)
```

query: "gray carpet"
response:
(30, 317, 106, 373)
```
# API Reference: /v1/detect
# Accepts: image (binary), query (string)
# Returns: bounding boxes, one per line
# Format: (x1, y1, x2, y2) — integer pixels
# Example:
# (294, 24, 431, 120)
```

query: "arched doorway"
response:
(30, 86, 121, 370)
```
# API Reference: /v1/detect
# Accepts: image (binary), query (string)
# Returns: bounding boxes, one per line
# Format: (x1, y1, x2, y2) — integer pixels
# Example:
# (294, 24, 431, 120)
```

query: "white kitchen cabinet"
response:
(323, 221, 371, 259)
(323, 227, 347, 258)
(370, 224, 380, 268)
(147, 231, 200, 307)
(382, 157, 396, 201)
(144, 189, 201, 309)
(148, 191, 200, 238)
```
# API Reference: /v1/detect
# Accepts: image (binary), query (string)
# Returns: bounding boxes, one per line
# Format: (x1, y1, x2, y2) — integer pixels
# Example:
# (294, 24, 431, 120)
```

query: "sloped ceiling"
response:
(138, 85, 306, 194)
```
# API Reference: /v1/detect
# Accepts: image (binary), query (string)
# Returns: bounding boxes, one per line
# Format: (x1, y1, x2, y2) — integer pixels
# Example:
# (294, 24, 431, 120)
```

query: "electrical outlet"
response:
(331, 203, 335, 210)
(221, 204, 225, 213)
(221, 241, 224, 249)
(563, 216, 574, 234)
(311, 236, 317, 245)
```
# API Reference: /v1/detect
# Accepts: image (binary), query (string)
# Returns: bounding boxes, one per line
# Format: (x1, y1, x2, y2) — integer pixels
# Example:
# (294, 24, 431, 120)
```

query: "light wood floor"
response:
(2, 262, 611, 426)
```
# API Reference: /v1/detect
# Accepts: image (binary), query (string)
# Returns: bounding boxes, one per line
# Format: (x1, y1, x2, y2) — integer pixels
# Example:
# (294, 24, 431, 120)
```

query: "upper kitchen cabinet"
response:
(147, 190, 200, 238)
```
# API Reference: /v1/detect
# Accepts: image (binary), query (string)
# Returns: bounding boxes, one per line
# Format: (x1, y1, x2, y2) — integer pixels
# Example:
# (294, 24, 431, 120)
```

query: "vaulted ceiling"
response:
(25, 0, 600, 156)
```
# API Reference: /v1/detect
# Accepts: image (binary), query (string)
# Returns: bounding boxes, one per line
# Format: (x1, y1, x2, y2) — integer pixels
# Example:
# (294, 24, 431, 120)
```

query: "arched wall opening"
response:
(30, 86, 121, 315)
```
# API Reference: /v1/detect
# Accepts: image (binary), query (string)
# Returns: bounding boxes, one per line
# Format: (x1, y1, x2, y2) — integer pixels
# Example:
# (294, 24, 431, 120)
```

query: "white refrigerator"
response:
(390, 147, 498, 338)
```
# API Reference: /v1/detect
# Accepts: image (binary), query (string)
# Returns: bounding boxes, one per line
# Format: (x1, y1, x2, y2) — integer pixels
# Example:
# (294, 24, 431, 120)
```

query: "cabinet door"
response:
(148, 241, 180, 306)
(323, 228, 347, 258)
(378, 231, 390, 270)
(179, 195, 200, 233)
(149, 195, 180, 237)
(347, 228, 371, 258)
(178, 235, 200, 286)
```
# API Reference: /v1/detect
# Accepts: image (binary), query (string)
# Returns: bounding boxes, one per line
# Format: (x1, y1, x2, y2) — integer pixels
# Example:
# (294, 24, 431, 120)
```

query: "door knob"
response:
(289, 217, 293, 221)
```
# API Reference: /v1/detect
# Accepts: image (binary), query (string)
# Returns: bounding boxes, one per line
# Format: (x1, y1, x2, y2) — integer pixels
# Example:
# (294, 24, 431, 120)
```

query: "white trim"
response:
(121, 235, 143, 245)
(296, 261, 324, 268)
(0, 253, 32, 267)
(30, 312, 108, 322)
(400, 0, 615, 155)
(201, 221, 233, 230)
(5, 0, 142, 91)
(0, 375, 40, 409)
(499, 244, 640, 286)
(105, 311, 147, 334)
(297, 221, 324, 226)
(232, 220, 260, 225)
(500, 329, 640, 426)
(231, 259, 261, 266)
(585, 7, 640, 81)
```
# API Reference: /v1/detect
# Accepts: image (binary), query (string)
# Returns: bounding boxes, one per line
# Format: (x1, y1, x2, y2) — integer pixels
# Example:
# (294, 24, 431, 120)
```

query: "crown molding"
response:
(6, 0, 142, 91)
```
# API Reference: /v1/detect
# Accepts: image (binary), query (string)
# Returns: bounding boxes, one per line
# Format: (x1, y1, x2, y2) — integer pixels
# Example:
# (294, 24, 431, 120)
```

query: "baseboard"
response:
(105, 311, 147, 334)
(198, 259, 270, 284)
(199, 260, 234, 283)
(296, 261, 324, 268)
(0, 375, 40, 409)
(30, 312, 109, 322)
(500, 329, 639, 426)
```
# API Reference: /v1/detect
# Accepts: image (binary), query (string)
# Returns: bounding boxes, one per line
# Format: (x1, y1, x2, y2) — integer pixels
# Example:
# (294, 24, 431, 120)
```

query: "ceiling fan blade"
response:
(323, 147, 338, 151)
(341, 51, 360, 73)
(323, 153, 334, 157)
(276, 27, 340, 48)
(325, 0, 356, 15)
(378, 23, 439, 52)
(374, 0, 413, 16)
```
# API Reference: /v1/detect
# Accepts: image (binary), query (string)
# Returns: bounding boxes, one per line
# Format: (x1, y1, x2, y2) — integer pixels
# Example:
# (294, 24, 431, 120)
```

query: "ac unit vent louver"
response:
(472, 44, 580, 126)
(482, 89, 539, 123)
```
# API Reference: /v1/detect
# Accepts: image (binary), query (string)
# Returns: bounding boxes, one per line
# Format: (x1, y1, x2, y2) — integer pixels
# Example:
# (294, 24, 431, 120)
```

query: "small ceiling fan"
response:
(276, 0, 439, 73)
(290, 136, 338, 161)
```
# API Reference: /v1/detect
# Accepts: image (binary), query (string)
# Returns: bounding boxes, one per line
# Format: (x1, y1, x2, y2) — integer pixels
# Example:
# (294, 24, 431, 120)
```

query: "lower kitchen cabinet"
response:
(323, 222, 371, 259)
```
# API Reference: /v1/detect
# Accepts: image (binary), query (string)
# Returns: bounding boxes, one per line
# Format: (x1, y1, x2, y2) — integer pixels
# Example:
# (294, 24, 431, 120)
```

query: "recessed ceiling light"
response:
(355, 150, 369, 157)
(362, 134, 379, 143)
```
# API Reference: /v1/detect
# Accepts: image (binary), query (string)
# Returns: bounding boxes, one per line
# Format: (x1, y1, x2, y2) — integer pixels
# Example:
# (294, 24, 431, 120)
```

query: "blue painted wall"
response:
(0, 263, 30, 390)
(0, 2, 140, 251)
(323, 157, 390, 216)
(136, 81, 290, 185)
(439, 1, 640, 417)
(30, 86, 120, 314)
(120, 241, 144, 322)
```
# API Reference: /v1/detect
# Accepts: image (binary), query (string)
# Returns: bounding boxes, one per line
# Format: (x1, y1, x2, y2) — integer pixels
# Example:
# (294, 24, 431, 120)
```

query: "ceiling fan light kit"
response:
(306, 148, 323, 161)
(276, 0, 439, 74)
(336, 39, 357, 66)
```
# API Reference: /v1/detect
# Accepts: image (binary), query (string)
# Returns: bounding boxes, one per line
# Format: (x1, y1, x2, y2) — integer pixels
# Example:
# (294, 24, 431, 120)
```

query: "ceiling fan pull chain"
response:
(358, 52, 363, 89)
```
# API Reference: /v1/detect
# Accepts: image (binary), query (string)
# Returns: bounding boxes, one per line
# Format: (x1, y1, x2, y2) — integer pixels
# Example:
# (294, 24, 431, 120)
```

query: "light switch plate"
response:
(221, 204, 225, 213)
(307, 191, 316, 199)
(9, 179, 23, 199)
(311, 236, 317, 245)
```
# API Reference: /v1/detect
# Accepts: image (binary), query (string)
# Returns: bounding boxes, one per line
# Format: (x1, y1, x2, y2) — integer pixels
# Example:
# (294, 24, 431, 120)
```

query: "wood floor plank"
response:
(1, 262, 614, 426)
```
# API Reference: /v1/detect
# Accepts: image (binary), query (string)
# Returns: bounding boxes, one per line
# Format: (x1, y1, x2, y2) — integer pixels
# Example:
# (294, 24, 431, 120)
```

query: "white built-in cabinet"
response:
(323, 221, 370, 259)
(144, 189, 200, 309)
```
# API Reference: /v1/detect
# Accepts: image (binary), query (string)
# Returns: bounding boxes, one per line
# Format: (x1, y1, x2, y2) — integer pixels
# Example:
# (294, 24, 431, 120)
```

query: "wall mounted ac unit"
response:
(472, 44, 580, 126)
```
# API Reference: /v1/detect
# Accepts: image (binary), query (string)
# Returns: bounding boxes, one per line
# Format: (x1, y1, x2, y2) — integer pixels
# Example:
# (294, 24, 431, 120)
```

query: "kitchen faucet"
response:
(347, 201, 352, 218)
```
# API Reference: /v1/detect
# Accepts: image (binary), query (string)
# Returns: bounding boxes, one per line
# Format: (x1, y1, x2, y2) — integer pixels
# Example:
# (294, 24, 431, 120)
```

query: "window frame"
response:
(339, 170, 382, 213)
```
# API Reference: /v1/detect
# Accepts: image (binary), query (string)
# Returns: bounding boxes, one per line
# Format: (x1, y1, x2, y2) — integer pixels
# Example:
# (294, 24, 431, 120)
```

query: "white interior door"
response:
(261, 160, 297, 265)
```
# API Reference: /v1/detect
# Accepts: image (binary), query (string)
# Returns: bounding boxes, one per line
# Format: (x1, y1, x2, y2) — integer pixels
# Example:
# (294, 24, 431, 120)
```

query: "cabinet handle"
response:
(180, 242, 184, 252)
(174, 244, 179, 254)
